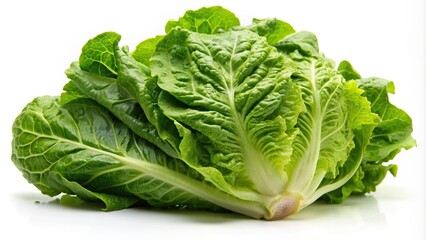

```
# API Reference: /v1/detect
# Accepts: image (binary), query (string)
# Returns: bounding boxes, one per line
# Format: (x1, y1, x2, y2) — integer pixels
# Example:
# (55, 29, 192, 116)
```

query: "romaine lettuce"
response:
(11, 6, 415, 220)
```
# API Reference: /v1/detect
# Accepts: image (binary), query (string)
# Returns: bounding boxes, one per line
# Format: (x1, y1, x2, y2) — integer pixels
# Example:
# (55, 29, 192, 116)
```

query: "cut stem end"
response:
(264, 193, 301, 220)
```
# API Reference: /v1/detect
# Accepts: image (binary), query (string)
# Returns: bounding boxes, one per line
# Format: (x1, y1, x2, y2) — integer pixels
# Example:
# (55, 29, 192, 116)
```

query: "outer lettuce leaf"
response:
(65, 62, 179, 158)
(64, 32, 179, 158)
(41, 172, 140, 211)
(12, 96, 268, 216)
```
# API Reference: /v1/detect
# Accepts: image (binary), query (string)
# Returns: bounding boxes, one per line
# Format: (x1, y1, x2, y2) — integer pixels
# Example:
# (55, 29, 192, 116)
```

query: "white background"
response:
(0, 0, 424, 239)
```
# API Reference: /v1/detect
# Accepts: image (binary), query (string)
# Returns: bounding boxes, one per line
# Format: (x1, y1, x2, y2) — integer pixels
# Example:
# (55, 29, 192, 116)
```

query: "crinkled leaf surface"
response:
(12, 97, 237, 211)
(325, 73, 416, 203)
(133, 6, 240, 68)
(276, 32, 378, 206)
(152, 28, 304, 199)
(114, 46, 182, 155)
(65, 62, 179, 158)
(65, 32, 179, 158)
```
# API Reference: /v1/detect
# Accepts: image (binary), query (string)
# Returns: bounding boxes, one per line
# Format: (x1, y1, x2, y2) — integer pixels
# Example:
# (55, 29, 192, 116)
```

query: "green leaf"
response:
(60, 81, 89, 105)
(165, 6, 240, 34)
(79, 32, 121, 77)
(319, 77, 415, 203)
(363, 163, 398, 192)
(356, 77, 416, 163)
(152, 28, 304, 199)
(133, 6, 241, 68)
(114, 45, 182, 155)
(47, 173, 140, 211)
(276, 31, 322, 60)
(318, 122, 377, 204)
(334, 77, 416, 198)
(12, 96, 266, 217)
(321, 162, 365, 204)
(65, 62, 179, 159)
(277, 32, 378, 207)
(67, 32, 180, 158)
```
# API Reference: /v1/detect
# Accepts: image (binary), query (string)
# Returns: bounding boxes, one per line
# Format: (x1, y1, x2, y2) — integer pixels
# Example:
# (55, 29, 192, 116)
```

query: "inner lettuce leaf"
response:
(152, 28, 304, 205)
(232, 18, 295, 45)
(165, 6, 240, 34)
(11, 6, 415, 220)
